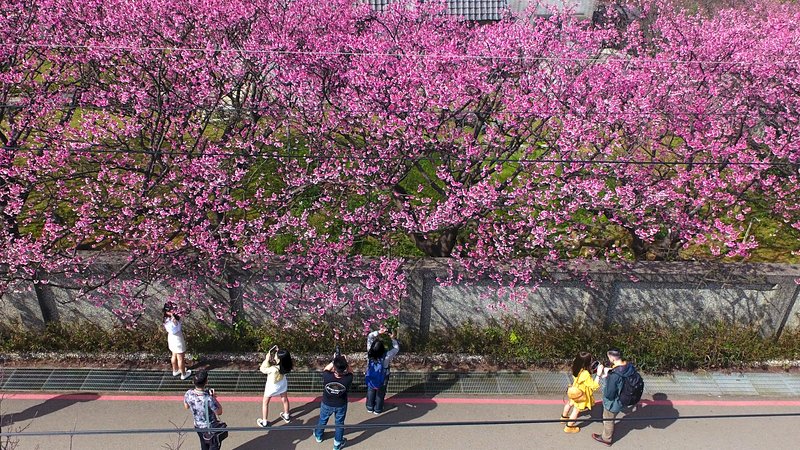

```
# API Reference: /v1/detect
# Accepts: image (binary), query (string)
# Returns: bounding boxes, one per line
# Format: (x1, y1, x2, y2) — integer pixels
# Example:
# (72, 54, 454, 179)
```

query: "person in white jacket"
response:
(257, 346, 293, 427)
(365, 326, 400, 414)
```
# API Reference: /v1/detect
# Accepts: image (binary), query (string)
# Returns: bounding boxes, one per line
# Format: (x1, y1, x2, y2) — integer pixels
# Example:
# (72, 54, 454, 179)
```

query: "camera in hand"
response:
(334, 344, 341, 359)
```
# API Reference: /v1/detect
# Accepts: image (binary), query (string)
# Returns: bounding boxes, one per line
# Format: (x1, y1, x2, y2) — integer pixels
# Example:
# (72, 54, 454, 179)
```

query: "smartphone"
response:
(269, 345, 278, 353)
(209, 388, 215, 396)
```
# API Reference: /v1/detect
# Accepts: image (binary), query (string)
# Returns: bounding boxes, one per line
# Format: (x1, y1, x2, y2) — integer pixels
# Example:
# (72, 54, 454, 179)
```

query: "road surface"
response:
(1, 392, 798, 449)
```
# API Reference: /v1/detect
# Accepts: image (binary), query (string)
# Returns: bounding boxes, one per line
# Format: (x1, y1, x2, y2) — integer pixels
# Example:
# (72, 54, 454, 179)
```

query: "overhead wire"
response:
(0, 42, 796, 66)
(3, 412, 800, 437)
(3, 144, 795, 168)
(0, 102, 784, 118)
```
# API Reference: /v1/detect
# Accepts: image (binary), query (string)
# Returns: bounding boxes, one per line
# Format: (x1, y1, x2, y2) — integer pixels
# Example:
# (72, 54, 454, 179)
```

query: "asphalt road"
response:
(1, 393, 798, 450)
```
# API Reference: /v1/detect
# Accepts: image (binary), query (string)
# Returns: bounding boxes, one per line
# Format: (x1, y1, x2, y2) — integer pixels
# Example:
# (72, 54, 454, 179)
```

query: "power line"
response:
(3, 412, 800, 437)
(0, 43, 796, 66)
(0, 102, 784, 118)
(4, 144, 796, 168)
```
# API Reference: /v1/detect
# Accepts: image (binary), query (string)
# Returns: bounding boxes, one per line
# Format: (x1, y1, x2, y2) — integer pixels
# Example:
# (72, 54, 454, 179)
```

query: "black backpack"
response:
(618, 365, 644, 407)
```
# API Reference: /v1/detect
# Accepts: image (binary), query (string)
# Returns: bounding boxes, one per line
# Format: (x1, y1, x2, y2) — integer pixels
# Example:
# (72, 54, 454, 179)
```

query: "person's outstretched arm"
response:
(384, 334, 400, 364)
(367, 330, 380, 351)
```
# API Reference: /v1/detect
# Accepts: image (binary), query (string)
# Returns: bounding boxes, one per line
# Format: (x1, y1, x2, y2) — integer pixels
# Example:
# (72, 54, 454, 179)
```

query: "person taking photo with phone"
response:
(163, 302, 191, 380)
(257, 345, 294, 427)
(184, 370, 226, 450)
(314, 351, 353, 450)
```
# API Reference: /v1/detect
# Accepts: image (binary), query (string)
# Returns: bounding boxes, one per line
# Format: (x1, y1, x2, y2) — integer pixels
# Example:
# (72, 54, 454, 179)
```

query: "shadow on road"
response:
(342, 372, 459, 447)
(235, 372, 459, 450)
(575, 401, 605, 430)
(234, 396, 321, 450)
(1, 393, 101, 428)
(613, 392, 680, 443)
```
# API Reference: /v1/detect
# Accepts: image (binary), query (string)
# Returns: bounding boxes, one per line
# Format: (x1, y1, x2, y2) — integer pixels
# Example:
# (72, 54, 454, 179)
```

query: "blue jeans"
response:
(366, 384, 387, 413)
(314, 402, 347, 445)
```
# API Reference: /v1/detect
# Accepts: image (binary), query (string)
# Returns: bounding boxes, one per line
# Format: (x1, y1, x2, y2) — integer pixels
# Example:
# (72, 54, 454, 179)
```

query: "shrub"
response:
(1, 317, 797, 373)
(422, 318, 796, 372)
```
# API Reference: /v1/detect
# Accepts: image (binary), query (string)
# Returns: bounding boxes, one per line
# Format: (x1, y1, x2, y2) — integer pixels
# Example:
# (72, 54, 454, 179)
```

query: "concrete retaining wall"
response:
(401, 261, 800, 340)
(2, 260, 799, 340)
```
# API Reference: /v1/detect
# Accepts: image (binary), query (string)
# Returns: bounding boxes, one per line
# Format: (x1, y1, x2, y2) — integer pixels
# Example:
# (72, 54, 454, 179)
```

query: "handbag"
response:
(567, 385, 586, 402)
(201, 392, 229, 443)
(567, 377, 586, 402)
(201, 420, 228, 443)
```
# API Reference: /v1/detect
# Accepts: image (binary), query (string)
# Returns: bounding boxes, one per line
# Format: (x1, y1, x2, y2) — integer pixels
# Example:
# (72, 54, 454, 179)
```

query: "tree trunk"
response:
(630, 232, 649, 260)
(226, 267, 244, 322)
(411, 228, 458, 257)
(33, 269, 60, 324)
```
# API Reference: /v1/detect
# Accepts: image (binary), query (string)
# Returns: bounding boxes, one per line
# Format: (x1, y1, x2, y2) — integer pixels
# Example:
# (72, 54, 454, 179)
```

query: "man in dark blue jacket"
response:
(314, 355, 353, 450)
(592, 348, 635, 446)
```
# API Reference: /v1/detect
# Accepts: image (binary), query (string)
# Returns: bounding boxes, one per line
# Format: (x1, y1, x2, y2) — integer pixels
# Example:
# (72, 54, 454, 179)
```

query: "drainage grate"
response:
(81, 369, 127, 391)
(3, 368, 800, 397)
(2, 368, 52, 391)
(0, 369, 541, 395)
(43, 369, 91, 391)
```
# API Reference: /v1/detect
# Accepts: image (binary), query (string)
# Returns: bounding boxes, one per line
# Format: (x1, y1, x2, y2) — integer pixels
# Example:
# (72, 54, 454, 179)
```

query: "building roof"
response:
(365, 0, 597, 21)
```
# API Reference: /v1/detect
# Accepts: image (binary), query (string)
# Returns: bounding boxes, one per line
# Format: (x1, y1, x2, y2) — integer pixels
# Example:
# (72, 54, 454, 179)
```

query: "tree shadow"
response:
(188, 357, 222, 372)
(234, 396, 321, 450)
(1, 393, 101, 428)
(613, 393, 680, 443)
(343, 372, 460, 447)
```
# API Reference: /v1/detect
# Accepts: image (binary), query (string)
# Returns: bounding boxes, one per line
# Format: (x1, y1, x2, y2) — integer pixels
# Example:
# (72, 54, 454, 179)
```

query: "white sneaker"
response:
(180, 369, 192, 380)
(172, 370, 180, 377)
(256, 418, 269, 428)
(280, 412, 290, 423)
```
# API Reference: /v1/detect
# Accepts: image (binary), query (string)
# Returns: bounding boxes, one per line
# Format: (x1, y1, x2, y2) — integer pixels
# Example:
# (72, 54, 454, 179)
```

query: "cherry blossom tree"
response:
(1, 0, 798, 329)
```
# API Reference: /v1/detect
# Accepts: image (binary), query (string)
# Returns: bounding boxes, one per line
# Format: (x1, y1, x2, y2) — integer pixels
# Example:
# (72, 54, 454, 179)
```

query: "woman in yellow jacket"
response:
(561, 352, 601, 433)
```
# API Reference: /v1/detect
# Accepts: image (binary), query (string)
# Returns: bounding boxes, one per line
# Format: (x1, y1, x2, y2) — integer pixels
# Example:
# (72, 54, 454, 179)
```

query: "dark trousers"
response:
(366, 384, 388, 413)
(196, 432, 221, 450)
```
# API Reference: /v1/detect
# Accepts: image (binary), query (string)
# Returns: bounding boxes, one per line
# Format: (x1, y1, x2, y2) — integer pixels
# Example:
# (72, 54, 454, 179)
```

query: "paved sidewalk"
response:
(2, 392, 799, 450)
(3, 367, 800, 397)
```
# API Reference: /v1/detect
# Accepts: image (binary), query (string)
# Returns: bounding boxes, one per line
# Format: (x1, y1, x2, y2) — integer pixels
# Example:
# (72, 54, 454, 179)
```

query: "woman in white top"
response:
(257, 346, 294, 427)
(163, 302, 191, 380)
